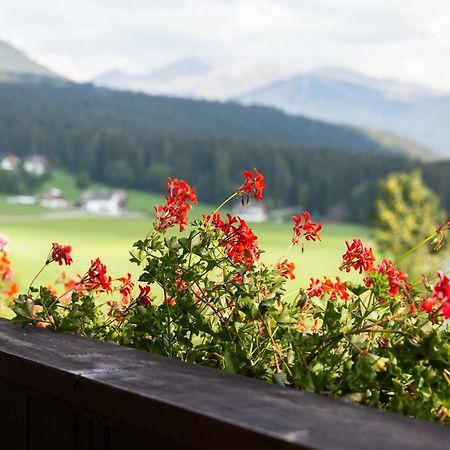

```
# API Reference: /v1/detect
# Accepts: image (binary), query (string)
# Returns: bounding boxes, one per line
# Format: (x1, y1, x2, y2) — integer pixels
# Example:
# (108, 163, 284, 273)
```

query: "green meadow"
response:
(1, 213, 373, 291)
(1, 170, 374, 293)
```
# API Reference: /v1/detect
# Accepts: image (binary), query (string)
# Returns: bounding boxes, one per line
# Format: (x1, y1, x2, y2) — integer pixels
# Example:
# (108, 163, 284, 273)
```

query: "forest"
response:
(0, 79, 448, 222)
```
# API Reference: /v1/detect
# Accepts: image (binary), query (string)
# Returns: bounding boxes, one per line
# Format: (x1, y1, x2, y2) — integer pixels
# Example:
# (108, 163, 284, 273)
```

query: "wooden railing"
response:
(0, 318, 448, 450)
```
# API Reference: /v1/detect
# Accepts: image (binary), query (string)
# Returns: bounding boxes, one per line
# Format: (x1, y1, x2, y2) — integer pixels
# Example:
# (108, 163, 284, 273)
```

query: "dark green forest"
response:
(0, 80, 448, 222)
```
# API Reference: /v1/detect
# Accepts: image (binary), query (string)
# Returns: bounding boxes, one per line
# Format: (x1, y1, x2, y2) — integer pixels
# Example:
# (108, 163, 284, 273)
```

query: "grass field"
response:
(0, 214, 374, 291)
(1, 170, 375, 293)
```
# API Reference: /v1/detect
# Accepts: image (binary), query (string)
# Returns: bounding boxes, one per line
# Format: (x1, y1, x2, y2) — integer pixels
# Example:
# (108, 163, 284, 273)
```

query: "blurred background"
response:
(0, 0, 448, 289)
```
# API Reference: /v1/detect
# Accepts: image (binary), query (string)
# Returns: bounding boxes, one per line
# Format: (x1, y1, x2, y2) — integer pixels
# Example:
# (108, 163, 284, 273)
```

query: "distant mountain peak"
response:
(0, 38, 59, 78)
(236, 66, 450, 156)
(146, 57, 211, 81)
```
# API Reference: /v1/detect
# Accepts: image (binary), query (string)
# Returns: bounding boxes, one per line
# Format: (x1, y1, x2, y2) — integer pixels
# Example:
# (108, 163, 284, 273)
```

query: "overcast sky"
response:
(1, 0, 450, 90)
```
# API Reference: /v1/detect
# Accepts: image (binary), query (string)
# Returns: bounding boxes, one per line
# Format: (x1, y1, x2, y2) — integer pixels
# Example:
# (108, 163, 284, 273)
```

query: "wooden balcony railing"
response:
(0, 318, 448, 450)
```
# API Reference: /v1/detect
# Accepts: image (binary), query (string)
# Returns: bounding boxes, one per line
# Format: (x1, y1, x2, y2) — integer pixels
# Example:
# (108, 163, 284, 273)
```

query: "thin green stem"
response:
(208, 192, 238, 222)
(28, 263, 49, 295)
(395, 233, 436, 265)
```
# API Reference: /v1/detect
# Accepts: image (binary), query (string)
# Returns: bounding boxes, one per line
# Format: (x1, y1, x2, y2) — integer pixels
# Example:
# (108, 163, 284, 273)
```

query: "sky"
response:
(1, 0, 450, 91)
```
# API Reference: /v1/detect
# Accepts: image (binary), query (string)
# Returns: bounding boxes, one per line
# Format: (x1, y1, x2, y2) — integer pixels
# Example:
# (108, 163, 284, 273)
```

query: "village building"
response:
(231, 201, 268, 223)
(23, 155, 47, 176)
(6, 195, 37, 205)
(81, 190, 128, 215)
(0, 154, 21, 171)
(39, 188, 69, 209)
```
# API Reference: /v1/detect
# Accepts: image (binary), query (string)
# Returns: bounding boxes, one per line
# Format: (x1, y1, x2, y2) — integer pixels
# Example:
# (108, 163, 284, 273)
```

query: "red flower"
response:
(306, 278, 323, 298)
(367, 259, 408, 296)
(306, 276, 349, 300)
(154, 178, 197, 232)
(137, 285, 152, 306)
(0, 253, 13, 281)
(420, 272, 450, 319)
(210, 213, 260, 266)
(237, 168, 265, 201)
(82, 258, 112, 292)
(166, 297, 177, 306)
(175, 270, 188, 291)
(443, 302, 450, 320)
(292, 212, 322, 245)
(275, 259, 296, 280)
(421, 299, 434, 313)
(4, 281, 18, 298)
(49, 243, 73, 266)
(118, 273, 134, 300)
(340, 239, 375, 274)
(330, 276, 350, 300)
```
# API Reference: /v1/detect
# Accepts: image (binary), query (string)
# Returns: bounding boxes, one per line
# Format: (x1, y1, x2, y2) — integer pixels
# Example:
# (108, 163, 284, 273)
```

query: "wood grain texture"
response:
(0, 319, 448, 450)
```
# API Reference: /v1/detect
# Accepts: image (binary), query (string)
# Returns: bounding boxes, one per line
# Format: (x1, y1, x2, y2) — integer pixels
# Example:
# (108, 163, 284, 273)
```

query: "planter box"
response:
(0, 318, 448, 450)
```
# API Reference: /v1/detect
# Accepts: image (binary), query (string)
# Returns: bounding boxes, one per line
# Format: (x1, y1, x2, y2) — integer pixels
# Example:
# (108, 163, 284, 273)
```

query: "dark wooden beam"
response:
(0, 319, 448, 449)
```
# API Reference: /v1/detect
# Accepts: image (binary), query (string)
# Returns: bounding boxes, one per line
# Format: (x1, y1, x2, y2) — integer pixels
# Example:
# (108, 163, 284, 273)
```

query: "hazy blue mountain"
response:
(93, 57, 211, 93)
(0, 38, 59, 78)
(93, 59, 294, 100)
(236, 67, 450, 157)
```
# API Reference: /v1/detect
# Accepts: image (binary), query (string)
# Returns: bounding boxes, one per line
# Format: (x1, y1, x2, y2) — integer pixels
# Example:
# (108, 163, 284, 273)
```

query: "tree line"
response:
(0, 81, 448, 222)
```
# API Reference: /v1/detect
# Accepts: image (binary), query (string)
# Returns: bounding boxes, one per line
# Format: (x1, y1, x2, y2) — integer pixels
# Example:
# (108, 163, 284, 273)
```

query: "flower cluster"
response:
(7, 167, 450, 425)
(0, 252, 13, 282)
(275, 259, 296, 280)
(155, 178, 197, 232)
(421, 272, 450, 319)
(205, 213, 260, 266)
(306, 276, 350, 300)
(292, 212, 322, 245)
(81, 258, 112, 293)
(340, 238, 375, 273)
(49, 243, 73, 266)
(118, 273, 134, 301)
(365, 258, 409, 296)
(237, 168, 266, 201)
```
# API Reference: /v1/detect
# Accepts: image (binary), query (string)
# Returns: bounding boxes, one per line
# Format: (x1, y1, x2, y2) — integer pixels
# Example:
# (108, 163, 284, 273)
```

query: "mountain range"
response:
(93, 59, 450, 158)
(0, 37, 444, 160)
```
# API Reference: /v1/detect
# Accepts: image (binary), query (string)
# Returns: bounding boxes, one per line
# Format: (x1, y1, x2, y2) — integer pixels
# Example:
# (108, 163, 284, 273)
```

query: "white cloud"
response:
(0, 0, 449, 90)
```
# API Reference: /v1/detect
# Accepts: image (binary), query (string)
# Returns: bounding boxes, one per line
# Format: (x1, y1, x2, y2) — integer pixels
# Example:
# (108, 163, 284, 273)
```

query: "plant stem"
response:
(208, 192, 238, 222)
(395, 233, 436, 265)
(28, 263, 48, 295)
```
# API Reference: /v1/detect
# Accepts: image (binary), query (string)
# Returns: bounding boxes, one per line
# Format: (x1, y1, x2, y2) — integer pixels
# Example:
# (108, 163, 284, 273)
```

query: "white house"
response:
(39, 188, 69, 209)
(232, 202, 268, 223)
(0, 154, 21, 171)
(23, 155, 47, 176)
(81, 190, 128, 215)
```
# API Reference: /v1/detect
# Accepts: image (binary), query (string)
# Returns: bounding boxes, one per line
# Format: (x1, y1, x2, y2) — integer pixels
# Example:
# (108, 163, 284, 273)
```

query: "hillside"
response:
(236, 67, 450, 157)
(0, 79, 435, 159)
(0, 79, 448, 223)
(0, 39, 59, 78)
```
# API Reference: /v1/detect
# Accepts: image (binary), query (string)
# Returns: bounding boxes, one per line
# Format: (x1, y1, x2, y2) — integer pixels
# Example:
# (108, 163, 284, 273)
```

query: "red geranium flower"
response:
(306, 276, 349, 300)
(4, 281, 19, 298)
(82, 258, 112, 292)
(421, 272, 450, 319)
(276, 259, 296, 280)
(306, 277, 324, 298)
(366, 259, 409, 296)
(49, 243, 73, 266)
(0, 253, 13, 281)
(340, 239, 375, 274)
(237, 168, 265, 201)
(154, 178, 197, 232)
(137, 285, 152, 306)
(118, 273, 134, 300)
(292, 212, 322, 245)
(211, 213, 260, 266)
